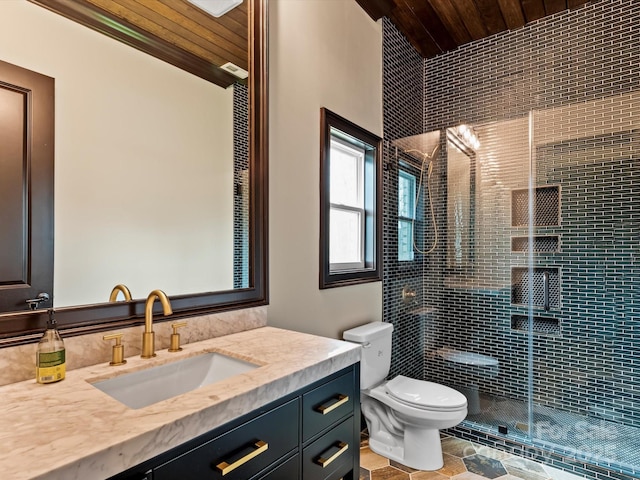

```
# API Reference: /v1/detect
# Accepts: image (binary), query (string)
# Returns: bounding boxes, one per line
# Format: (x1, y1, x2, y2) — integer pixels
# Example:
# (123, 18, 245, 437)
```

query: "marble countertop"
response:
(0, 326, 360, 480)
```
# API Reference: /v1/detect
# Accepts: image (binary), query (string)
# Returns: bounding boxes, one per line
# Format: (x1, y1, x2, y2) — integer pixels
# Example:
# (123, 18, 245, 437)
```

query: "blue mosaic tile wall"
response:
(381, 0, 640, 478)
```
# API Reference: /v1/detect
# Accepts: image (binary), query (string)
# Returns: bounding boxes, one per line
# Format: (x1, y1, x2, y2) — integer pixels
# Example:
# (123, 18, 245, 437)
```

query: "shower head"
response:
(392, 131, 440, 166)
(396, 144, 440, 173)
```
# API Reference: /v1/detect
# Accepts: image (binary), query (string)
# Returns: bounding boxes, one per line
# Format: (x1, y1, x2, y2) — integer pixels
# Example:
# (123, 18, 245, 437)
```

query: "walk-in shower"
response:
(381, 2, 639, 478)
(390, 103, 639, 478)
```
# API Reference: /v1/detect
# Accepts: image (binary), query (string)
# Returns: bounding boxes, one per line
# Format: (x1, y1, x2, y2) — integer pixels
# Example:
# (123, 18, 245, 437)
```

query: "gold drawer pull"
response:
(317, 394, 349, 415)
(216, 440, 268, 476)
(316, 442, 349, 468)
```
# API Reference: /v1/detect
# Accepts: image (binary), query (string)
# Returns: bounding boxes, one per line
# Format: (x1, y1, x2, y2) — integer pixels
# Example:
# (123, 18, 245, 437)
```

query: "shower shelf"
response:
(511, 314, 560, 335)
(511, 235, 559, 253)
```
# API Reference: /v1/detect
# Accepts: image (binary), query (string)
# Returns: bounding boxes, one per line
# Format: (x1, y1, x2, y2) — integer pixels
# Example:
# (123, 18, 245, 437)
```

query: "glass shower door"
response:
(395, 104, 639, 475)
(528, 104, 640, 472)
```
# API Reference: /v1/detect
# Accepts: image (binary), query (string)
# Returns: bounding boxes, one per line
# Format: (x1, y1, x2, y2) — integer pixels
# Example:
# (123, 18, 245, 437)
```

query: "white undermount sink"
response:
(90, 352, 259, 409)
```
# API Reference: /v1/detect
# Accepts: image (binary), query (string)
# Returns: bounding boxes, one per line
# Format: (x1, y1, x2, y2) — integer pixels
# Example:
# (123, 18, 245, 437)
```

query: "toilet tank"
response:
(343, 322, 393, 389)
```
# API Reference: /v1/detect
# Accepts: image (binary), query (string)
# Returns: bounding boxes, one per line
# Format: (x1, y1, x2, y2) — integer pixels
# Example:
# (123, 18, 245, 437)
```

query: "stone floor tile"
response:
(361, 446, 391, 470)
(357, 431, 590, 480)
(502, 456, 550, 478)
(371, 466, 412, 480)
(411, 471, 450, 480)
(502, 466, 549, 480)
(451, 472, 493, 480)
(463, 454, 509, 479)
(474, 445, 514, 461)
(390, 460, 419, 473)
(441, 437, 477, 458)
(438, 453, 468, 477)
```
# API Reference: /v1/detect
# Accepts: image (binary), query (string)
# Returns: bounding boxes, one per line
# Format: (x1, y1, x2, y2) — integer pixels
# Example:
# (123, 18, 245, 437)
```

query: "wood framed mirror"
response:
(0, 0, 268, 346)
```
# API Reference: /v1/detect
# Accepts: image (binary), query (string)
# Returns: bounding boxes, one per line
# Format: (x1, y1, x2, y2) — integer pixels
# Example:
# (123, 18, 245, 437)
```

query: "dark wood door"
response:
(0, 59, 54, 312)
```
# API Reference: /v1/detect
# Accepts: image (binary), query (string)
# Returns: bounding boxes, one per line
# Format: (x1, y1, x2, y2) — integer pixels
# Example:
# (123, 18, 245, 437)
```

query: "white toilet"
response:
(343, 322, 467, 471)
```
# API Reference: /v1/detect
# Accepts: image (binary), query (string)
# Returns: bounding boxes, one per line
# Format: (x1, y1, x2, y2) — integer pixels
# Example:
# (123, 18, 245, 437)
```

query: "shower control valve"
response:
(401, 285, 417, 304)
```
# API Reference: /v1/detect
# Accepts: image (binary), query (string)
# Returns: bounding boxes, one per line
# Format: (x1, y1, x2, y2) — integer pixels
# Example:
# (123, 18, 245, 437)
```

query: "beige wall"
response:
(267, 0, 384, 339)
(0, 1, 234, 306)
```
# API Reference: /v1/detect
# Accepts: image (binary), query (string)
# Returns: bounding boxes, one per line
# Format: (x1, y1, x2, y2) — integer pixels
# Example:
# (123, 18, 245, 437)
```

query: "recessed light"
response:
(187, 0, 242, 18)
(221, 62, 248, 80)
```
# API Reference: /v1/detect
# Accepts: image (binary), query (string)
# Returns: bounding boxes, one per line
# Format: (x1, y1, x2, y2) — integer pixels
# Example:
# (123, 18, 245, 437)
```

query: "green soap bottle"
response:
(36, 309, 66, 384)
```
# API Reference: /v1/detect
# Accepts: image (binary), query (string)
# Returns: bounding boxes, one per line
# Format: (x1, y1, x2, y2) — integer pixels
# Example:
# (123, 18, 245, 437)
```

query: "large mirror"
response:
(0, 0, 267, 343)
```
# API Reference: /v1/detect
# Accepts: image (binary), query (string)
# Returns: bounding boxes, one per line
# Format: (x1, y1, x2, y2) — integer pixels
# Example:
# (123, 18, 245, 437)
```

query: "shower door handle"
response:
(543, 272, 550, 311)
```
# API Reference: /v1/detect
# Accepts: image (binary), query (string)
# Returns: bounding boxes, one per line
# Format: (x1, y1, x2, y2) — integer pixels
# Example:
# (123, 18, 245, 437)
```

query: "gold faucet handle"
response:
(103, 333, 127, 366)
(168, 321, 188, 352)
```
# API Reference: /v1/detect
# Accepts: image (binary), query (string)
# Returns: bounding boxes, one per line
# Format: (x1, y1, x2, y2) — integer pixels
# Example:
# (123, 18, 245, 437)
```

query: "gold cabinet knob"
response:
(168, 321, 188, 352)
(103, 333, 127, 366)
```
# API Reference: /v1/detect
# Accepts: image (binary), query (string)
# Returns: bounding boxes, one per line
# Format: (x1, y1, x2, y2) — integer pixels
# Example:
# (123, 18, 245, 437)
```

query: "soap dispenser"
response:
(36, 309, 66, 384)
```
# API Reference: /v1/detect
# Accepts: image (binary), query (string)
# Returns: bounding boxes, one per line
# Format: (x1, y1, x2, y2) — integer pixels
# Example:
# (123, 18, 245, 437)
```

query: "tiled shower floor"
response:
(360, 434, 587, 480)
(466, 393, 640, 473)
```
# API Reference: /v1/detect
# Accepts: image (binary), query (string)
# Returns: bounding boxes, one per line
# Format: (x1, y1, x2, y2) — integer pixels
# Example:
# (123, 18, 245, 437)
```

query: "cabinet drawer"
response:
(154, 399, 299, 480)
(302, 371, 355, 442)
(255, 453, 299, 480)
(302, 417, 355, 480)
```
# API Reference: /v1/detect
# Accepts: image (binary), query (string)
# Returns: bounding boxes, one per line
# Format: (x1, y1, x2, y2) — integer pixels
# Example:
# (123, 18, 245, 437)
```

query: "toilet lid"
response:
(385, 376, 467, 411)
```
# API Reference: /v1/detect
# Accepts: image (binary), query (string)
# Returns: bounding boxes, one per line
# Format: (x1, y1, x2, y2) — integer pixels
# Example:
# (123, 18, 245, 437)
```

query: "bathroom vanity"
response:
(110, 365, 359, 480)
(0, 327, 360, 480)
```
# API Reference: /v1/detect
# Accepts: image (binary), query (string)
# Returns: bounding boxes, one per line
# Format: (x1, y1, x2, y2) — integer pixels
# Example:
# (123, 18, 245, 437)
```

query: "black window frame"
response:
(319, 108, 382, 289)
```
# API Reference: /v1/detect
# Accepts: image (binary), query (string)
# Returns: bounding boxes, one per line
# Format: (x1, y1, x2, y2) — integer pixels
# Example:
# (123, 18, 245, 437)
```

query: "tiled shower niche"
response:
(511, 236, 559, 253)
(510, 267, 560, 309)
(510, 314, 560, 335)
(381, 0, 640, 478)
(511, 186, 560, 227)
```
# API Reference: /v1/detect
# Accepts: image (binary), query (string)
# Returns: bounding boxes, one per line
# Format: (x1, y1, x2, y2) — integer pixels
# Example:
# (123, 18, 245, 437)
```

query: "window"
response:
(329, 138, 365, 270)
(398, 170, 416, 261)
(320, 108, 382, 289)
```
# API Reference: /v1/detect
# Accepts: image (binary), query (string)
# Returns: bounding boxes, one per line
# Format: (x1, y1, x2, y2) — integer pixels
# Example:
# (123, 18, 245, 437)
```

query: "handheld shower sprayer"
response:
(401, 144, 440, 255)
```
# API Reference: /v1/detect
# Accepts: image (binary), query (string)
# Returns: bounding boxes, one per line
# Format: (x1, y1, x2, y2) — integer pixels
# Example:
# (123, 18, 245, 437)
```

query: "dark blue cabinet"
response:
(110, 364, 360, 480)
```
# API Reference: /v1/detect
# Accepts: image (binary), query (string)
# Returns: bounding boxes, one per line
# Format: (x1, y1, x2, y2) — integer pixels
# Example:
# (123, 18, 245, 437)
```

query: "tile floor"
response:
(359, 434, 587, 480)
(468, 392, 640, 470)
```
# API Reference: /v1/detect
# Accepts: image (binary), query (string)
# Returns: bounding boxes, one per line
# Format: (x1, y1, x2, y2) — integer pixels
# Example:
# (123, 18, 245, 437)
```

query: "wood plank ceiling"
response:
(354, 0, 591, 58)
(28, 0, 248, 88)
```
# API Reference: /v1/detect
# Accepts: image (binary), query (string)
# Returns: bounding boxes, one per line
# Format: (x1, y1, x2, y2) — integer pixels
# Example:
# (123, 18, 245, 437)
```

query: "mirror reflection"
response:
(392, 128, 478, 272)
(446, 126, 478, 270)
(0, 1, 250, 311)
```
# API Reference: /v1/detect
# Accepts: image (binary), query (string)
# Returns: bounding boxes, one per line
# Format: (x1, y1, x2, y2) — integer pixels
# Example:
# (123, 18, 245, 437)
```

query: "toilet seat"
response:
(385, 375, 467, 412)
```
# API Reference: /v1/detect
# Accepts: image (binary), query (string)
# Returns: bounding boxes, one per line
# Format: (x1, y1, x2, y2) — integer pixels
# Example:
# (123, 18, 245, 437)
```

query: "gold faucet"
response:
(141, 289, 173, 358)
(109, 284, 132, 302)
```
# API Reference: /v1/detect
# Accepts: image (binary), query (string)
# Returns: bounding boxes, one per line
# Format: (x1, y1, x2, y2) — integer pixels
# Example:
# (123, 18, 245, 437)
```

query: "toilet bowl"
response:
(437, 347, 499, 415)
(343, 322, 467, 470)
